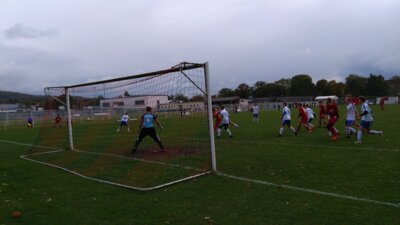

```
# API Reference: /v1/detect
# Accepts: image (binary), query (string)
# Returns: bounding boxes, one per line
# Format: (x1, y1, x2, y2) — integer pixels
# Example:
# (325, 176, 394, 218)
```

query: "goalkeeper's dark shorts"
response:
(137, 127, 160, 142)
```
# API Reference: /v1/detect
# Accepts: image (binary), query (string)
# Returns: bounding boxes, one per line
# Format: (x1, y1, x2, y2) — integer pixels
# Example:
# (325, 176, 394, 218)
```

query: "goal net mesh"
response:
(28, 62, 212, 190)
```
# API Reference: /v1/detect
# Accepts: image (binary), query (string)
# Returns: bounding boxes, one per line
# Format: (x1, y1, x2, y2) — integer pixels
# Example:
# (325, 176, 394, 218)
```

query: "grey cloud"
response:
(4, 23, 59, 39)
(0, 44, 99, 94)
(343, 53, 400, 78)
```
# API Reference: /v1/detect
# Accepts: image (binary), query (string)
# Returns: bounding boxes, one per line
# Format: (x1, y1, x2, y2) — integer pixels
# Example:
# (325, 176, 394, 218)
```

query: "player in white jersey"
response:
(305, 105, 315, 129)
(279, 102, 297, 136)
(355, 96, 383, 144)
(117, 112, 131, 132)
(345, 96, 359, 138)
(217, 106, 233, 138)
(251, 104, 260, 122)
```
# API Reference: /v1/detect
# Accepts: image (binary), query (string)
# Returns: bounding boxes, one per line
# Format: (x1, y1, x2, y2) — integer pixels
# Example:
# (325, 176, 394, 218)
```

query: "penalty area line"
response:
(1, 139, 212, 191)
(217, 172, 400, 209)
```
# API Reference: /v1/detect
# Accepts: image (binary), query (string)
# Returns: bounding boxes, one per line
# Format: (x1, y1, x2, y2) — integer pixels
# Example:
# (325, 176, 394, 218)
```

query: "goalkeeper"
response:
(131, 106, 165, 154)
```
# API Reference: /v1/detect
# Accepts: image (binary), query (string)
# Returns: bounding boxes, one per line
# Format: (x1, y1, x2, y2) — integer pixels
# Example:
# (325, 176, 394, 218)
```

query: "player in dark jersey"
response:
(131, 106, 164, 154)
(27, 116, 34, 128)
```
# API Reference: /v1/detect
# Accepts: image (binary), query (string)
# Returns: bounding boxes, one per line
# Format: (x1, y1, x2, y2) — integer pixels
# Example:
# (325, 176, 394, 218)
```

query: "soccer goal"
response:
(26, 62, 216, 190)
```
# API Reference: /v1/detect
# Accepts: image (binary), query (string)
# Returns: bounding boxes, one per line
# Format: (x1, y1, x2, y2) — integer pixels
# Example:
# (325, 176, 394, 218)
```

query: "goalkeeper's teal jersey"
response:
(142, 113, 156, 128)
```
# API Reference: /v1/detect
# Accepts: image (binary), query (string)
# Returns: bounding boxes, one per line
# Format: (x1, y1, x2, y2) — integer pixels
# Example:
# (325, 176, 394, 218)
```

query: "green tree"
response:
(273, 79, 290, 97)
(218, 88, 235, 97)
(123, 91, 131, 97)
(366, 74, 387, 97)
(189, 94, 205, 102)
(289, 74, 315, 96)
(252, 81, 269, 97)
(327, 80, 346, 98)
(235, 83, 252, 98)
(174, 94, 188, 102)
(315, 79, 329, 96)
(386, 75, 400, 95)
(345, 74, 367, 96)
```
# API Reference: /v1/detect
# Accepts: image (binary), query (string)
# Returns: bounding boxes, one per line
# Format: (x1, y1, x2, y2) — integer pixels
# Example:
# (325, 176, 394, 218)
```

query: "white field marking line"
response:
(21, 151, 212, 191)
(71, 149, 207, 172)
(0, 139, 61, 150)
(217, 172, 400, 208)
(0, 139, 207, 172)
(201, 137, 399, 153)
(2, 139, 212, 191)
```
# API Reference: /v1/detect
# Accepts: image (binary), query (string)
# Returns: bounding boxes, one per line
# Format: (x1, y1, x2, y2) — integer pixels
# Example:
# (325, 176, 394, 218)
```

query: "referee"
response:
(131, 106, 165, 154)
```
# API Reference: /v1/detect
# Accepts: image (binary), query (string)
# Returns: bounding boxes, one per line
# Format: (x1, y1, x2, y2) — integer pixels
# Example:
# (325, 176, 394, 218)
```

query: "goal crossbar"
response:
(45, 62, 205, 90)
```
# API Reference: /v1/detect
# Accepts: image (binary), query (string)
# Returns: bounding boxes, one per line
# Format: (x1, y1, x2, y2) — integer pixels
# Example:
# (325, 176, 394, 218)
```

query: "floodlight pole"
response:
(205, 62, 217, 171)
(65, 88, 74, 150)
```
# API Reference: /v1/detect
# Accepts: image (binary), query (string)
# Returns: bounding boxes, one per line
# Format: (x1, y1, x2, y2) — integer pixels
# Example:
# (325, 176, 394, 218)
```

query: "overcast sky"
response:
(1, 0, 399, 94)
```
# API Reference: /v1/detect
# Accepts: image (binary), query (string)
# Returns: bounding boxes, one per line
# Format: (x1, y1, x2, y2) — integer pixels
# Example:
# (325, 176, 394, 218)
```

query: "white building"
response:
(100, 95, 169, 109)
(158, 101, 205, 111)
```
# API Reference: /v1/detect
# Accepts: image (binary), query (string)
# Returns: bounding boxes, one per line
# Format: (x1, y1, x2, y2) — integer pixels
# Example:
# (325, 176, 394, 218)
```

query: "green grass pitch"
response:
(0, 104, 399, 224)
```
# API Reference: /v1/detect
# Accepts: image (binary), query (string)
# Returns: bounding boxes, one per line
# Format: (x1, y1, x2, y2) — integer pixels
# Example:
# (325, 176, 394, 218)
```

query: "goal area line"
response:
(1, 139, 211, 191)
(2, 139, 399, 207)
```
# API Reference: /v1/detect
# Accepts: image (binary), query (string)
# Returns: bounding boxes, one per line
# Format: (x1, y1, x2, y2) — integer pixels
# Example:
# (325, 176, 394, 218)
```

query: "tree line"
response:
(217, 74, 400, 99)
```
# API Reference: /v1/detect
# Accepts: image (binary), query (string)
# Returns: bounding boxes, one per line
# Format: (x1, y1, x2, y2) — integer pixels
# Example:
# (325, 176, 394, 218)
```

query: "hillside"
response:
(0, 90, 45, 105)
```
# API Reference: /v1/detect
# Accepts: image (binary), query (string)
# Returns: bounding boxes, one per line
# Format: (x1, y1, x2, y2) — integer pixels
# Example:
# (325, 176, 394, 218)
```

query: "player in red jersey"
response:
(212, 107, 222, 131)
(318, 100, 327, 128)
(326, 98, 339, 140)
(379, 97, 385, 110)
(296, 103, 312, 133)
(54, 114, 62, 127)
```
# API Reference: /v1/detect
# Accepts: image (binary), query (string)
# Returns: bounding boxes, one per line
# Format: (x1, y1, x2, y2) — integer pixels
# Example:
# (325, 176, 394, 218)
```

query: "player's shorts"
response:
(214, 122, 221, 130)
(282, 120, 291, 126)
(328, 117, 338, 124)
(219, 123, 229, 130)
(301, 117, 308, 124)
(345, 120, 355, 126)
(307, 118, 314, 123)
(319, 113, 326, 119)
(253, 114, 259, 118)
(120, 121, 128, 126)
(137, 127, 160, 142)
(360, 120, 372, 129)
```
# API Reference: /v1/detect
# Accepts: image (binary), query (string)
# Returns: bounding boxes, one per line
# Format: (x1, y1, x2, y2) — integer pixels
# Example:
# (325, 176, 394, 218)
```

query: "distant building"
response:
(0, 104, 18, 112)
(376, 96, 399, 104)
(100, 95, 169, 109)
(212, 96, 250, 111)
(158, 101, 205, 112)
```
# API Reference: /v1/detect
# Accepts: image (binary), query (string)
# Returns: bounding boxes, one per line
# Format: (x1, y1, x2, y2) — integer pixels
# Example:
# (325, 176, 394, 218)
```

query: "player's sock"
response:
(290, 127, 296, 133)
(328, 126, 337, 137)
(226, 129, 232, 136)
(369, 130, 382, 135)
(279, 127, 284, 135)
(357, 130, 362, 142)
(334, 127, 339, 135)
(349, 127, 356, 134)
(157, 141, 165, 151)
(217, 129, 221, 136)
